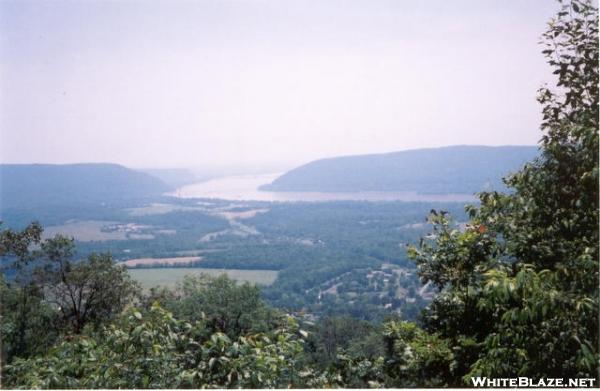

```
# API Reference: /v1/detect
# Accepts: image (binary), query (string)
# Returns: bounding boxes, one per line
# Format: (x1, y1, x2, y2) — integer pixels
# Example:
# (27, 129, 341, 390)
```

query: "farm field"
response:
(128, 267, 278, 289)
(43, 220, 128, 241)
(120, 256, 202, 267)
(126, 202, 206, 216)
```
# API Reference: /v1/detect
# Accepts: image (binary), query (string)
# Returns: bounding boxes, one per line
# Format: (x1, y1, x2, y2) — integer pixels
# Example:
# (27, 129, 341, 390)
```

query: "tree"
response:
(306, 316, 377, 365)
(38, 237, 139, 333)
(0, 275, 59, 364)
(0, 222, 42, 267)
(4, 304, 309, 389)
(382, 321, 454, 387)
(1, 224, 139, 366)
(0, 223, 58, 364)
(407, 0, 598, 383)
(162, 274, 278, 338)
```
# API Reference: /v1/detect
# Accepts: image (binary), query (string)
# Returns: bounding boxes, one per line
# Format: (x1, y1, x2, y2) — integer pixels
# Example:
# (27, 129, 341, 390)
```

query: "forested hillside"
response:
(138, 168, 198, 188)
(261, 145, 538, 194)
(0, 163, 170, 210)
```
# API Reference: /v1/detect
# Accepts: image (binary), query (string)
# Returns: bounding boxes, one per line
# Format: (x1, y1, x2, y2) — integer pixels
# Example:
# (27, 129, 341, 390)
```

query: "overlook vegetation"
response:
(0, 0, 598, 388)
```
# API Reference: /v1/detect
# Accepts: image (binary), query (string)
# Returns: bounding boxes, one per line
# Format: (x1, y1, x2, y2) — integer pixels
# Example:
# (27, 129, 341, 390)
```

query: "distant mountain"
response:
(260, 145, 539, 194)
(139, 168, 198, 188)
(0, 163, 171, 209)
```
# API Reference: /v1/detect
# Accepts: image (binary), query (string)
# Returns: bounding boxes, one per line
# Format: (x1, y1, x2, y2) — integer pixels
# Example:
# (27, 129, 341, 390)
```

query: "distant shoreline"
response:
(168, 173, 477, 203)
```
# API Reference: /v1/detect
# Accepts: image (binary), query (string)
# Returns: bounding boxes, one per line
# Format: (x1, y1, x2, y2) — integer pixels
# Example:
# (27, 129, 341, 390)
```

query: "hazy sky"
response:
(1, 0, 558, 171)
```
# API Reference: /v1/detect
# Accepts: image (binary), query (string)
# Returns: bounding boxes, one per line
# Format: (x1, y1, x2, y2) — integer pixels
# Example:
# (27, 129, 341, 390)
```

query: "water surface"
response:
(169, 174, 477, 203)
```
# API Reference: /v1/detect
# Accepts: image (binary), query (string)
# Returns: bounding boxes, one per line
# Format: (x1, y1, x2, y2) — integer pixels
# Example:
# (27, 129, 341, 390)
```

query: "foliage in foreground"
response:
(5, 304, 307, 389)
(407, 0, 599, 384)
(1, 231, 139, 364)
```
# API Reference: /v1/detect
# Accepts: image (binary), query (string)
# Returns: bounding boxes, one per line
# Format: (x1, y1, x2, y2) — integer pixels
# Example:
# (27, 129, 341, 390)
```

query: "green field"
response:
(43, 220, 128, 241)
(128, 267, 278, 289)
(126, 203, 206, 216)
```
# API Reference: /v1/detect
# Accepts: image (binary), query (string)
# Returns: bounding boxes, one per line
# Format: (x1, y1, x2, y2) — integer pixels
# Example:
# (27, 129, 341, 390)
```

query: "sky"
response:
(1, 0, 559, 172)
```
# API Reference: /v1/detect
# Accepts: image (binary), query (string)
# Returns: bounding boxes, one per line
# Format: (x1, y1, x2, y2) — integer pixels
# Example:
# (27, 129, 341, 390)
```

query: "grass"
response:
(121, 256, 202, 267)
(128, 267, 278, 289)
(43, 220, 128, 242)
(126, 203, 206, 216)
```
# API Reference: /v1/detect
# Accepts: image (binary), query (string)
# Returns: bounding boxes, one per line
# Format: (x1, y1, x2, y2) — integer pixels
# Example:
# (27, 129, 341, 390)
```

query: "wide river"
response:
(168, 174, 477, 203)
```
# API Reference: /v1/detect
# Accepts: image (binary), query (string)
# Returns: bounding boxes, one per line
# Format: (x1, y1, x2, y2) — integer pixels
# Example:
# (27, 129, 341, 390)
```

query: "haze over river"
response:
(169, 174, 477, 203)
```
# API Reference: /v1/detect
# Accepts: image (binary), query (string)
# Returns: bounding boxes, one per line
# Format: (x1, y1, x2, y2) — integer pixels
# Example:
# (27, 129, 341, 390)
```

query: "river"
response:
(168, 173, 477, 203)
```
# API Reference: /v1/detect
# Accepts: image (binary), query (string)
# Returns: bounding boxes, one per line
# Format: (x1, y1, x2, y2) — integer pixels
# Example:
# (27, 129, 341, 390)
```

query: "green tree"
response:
(161, 274, 279, 338)
(39, 237, 139, 334)
(1, 224, 139, 366)
(0, 222, 42, 266)
(0, 275, 59, 364)
(4, 304, 309, 389)
(407, 0, 598, 383)
(382, 321, 454, 387)
(0, 223, 59, 364)
(306, 316, 378, 366)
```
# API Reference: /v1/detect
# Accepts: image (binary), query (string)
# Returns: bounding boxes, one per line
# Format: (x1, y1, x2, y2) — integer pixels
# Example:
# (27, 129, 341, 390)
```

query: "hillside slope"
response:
(260, 145, 539, 194)
(138, 168, 198, 188)
(0, 163, 170, 209)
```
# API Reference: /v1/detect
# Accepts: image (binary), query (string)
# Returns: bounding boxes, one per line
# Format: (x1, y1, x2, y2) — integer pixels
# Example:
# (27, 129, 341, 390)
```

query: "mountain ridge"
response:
(0, 163, 171, 210)
(260, 145, 539, 194)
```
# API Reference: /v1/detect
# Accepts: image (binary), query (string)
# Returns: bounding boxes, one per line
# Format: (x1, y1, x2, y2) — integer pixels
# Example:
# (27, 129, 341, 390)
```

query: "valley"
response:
(0, 147, 538, 321)
(7, 195, 467, 320)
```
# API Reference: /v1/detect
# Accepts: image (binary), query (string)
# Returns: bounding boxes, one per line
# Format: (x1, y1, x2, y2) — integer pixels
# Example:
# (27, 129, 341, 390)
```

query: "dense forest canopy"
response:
(0, 0, 598, 388)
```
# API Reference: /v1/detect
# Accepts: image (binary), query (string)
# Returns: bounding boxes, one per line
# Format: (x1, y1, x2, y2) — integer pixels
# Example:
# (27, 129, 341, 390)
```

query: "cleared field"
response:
(129, 268, 278, 289)
(174, 249, 221, 256)
(43, 220, 127, 241)
(121, 256, 202, 267)
(126, 203, 206, 216)
(218, 208, 269, 220)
